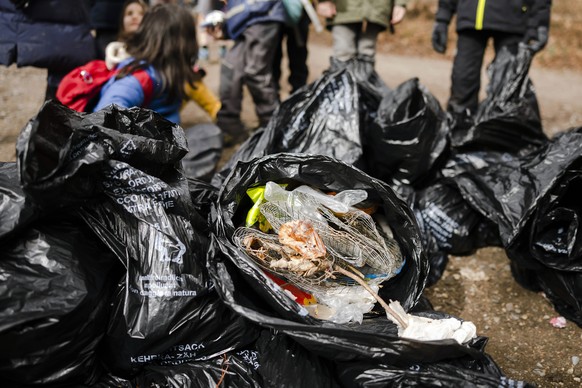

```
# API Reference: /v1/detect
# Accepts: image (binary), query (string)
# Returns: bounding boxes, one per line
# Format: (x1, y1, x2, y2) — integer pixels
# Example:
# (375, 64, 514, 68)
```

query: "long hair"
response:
(121, 4, 200, 102)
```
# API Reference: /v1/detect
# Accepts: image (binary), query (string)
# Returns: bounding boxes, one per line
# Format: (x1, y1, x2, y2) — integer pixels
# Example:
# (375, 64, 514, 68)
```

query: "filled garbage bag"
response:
(450, 45, 547, 153)
(328, 56, 392, 98)
(208, 153, 494, 365)
(0, 214, 120, 386)
(448, 128, 582, 326)
(415, 181, 496, 256)
(0, 162, 41, 240)
(213, 61, 382, 186)
(365, 77, 450, 188)
(132, 330, 339, 388)
(182, 123, 223, 182)
(336, 337, 532, 388)
(15, 101, 257, 376)
(188, 176, 220, 226)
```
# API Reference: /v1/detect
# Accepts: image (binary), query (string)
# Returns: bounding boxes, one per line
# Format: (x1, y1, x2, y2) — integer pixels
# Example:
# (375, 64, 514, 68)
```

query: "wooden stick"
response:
(334, 265, 408, 329)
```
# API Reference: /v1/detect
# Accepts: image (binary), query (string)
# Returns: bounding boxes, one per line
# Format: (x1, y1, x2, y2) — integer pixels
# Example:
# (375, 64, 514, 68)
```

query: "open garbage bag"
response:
(0, 163, 121, 386)
(15, 101, 257, 376)
(207, 153, 507, 368)
(450, 45, 547, 153)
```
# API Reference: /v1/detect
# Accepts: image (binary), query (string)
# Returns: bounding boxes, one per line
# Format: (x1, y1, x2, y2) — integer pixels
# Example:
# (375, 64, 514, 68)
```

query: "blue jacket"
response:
(0, 0, 96, 72)
(224, 0, 287, 40)
(93, 58, 182, 124)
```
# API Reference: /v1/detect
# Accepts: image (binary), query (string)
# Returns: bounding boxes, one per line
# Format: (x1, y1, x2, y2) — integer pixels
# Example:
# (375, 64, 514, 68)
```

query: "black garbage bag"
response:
(449, 129, 582, 326)
(328, 56, 392, 98)
(132, 330, 340, 388)
(506, 169, 582, 326)
(182, 123, 223, 182)
(0, 162, 42, 240)
(0, 215, 120, 386)
(415, 180, 500, 256)
(450, 45, 547, 153)
(365, 78, 450, 188)
(208, 153, 493, 366)
(336, 337, 532, 387)
(411, 204, 449, 288)
(213, 62, 381, 187)
(188, 177, 219, 226)
(15, 101, 257, 377)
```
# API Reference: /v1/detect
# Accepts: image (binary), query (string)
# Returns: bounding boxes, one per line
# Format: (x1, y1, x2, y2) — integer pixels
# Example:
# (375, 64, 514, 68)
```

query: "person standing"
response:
(206, 0, 287, 145)
(431, 0, 552, 116)
(273, 5, 311, 96)
(316, 0, 408, 72)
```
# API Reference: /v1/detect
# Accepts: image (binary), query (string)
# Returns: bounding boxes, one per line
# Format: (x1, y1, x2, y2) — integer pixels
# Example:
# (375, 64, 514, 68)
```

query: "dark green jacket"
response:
(436, 0, 551, 35)
(326, 0, 409, 30)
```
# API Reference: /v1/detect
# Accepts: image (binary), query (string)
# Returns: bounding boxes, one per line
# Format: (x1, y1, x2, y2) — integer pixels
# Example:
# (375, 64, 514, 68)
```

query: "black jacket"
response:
(89, 0, 125, 31)
(435, 0, 551, 35)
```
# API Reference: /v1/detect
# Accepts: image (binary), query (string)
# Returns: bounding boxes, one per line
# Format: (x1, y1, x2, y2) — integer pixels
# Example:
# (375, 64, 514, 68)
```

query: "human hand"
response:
(431, 22, 448, 54)
(524, 26, 549, 53)
(390, 5, 406, 25)
(316, 1, 336, 19)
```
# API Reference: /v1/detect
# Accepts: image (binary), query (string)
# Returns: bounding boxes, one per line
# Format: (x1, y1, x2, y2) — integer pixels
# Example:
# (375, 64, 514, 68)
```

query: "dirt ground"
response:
(1, 6, 582, 387)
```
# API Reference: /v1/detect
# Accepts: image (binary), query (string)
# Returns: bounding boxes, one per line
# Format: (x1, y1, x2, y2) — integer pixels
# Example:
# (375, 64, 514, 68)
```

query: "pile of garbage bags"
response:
(1, 44, 580, 386)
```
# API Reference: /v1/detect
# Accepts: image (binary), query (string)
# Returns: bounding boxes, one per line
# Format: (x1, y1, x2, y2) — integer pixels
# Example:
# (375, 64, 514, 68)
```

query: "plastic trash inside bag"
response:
(182, 123, 223, 182)
(450, 45, 547, 153)
(15, 101, 257, 376)
(0, 215, 121, 386)
(365, 77, 450, 188)
(233, 182, 405, 323)
(208, 153, 488, 364)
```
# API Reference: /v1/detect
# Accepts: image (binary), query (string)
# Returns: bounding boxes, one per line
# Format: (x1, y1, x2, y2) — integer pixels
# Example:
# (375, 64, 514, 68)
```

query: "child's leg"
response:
(331, 24, 358, 61)
(356, 23, 383, 60)
(242, 22, 282, 128)
(216, 39, 246, 143)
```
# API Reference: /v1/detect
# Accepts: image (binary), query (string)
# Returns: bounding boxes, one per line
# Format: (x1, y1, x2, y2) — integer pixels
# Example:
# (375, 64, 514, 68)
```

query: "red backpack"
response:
(56, 60, 154, 113)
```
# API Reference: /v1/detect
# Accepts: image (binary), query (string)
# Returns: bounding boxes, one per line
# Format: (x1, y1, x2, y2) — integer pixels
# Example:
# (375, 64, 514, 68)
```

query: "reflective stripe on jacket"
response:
(435, 0, 551, 34)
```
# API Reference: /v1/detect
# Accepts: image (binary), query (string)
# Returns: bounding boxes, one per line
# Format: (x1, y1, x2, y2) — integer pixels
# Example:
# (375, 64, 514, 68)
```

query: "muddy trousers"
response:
(449, 29, 522, 115)
(217, 22, 282, 139)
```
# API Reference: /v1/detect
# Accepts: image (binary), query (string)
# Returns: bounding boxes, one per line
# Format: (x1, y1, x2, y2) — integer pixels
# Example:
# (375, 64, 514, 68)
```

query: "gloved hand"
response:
(432, 22, 448, 54)
(524, 26, 549, 53)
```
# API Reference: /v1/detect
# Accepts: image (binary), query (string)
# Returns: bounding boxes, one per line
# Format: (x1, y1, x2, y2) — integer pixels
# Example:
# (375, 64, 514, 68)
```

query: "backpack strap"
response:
(131, 69, 154, 108)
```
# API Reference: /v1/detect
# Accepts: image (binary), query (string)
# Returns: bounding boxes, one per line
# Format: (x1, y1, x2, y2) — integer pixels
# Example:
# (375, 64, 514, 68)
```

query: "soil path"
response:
(1, 39, 581, 387)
